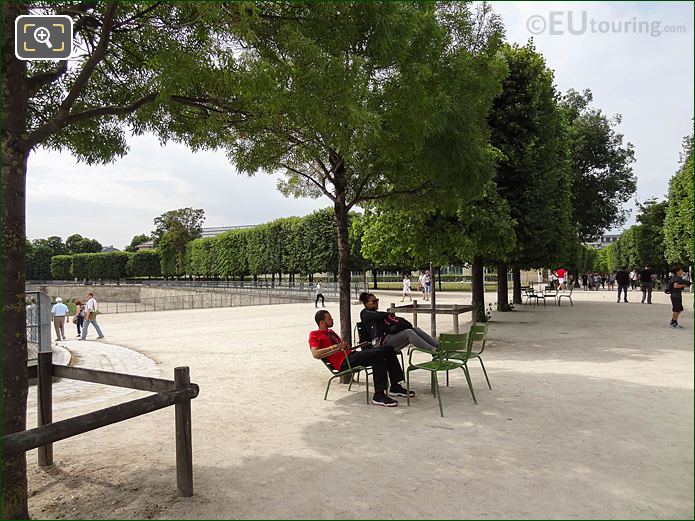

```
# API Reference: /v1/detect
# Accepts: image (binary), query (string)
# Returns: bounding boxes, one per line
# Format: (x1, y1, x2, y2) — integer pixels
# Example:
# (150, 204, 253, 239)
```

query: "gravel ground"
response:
(26, 288, 694, 519)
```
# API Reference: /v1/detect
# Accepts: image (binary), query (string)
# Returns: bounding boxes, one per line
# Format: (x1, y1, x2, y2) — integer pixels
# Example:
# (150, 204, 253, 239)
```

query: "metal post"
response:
(430, 262, 436, 338)
(37, 351, 53, 466)
(175, 367, 193, 497)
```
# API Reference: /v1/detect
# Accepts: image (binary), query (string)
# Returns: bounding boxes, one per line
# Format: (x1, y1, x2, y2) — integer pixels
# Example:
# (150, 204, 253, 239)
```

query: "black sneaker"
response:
(372, 394, 399, 407)
(389, 384, 415, 397)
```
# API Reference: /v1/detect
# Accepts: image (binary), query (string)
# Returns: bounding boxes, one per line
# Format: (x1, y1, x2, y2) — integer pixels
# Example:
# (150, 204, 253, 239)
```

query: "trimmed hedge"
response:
(128, 250, 161, 278)
(186, 208, 342, 278)
(46, 208, 361, 281)
(48, 250, 162, 280)
(50, 255, 72, 280)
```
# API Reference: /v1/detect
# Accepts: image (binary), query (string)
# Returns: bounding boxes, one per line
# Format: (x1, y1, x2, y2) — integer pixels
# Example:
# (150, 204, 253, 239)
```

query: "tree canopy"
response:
(663, 136, 694, 265)
(561, 89, 637, 241)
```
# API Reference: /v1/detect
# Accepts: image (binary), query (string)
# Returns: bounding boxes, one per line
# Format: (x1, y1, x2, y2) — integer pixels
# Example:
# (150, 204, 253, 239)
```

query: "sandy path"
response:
(26, 289, 693, 519)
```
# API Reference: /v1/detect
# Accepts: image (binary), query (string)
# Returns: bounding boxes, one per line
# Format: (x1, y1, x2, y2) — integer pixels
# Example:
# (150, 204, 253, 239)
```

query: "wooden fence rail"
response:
(3, 353, 198, 497)
(3, 386, 198, 456)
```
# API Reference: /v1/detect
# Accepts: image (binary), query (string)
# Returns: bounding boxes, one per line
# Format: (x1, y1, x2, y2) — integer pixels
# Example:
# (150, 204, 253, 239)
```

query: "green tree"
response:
(168, 3, 505, 341)
(1, 3, 244, 513)
(487, 42, 574, 305)
(615, 226, 640, 270)
(152, 208, 205, 246)
(635, 199, 668, 271)
(124, 233, 152, 253)
(664, 136, 694, 265)
(26, 236, 66, 280)
(66, 234, 102, 254)
(561, 89, 637, 241)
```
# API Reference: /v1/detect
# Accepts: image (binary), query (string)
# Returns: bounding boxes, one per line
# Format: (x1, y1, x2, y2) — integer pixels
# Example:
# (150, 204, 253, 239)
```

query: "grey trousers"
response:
(81, 318, 104, 339)
(382, 327, 438, 352)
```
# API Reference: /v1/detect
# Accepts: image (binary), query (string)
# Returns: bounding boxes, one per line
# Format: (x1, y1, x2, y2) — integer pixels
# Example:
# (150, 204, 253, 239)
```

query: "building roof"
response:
(200, 225, 257, 238)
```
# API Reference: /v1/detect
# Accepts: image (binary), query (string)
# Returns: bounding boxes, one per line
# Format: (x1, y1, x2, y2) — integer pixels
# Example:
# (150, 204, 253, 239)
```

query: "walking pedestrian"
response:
(401, 274, 412, 302)
(667, 265, 691, 328)
(423, 270, 432, 301)
(615, 266, 630, 303)
(639, 264, 654, 304)
(50, 297, 69, 342)
(79, 292, 104, 340)
(629, 268, 638, 290)
(73, 299, 85, 337)
(314, 282, 325, 308)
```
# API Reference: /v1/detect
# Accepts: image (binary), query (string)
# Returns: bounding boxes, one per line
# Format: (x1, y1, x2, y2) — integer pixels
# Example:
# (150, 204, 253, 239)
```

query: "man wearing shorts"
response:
(668, 266, 691, 328)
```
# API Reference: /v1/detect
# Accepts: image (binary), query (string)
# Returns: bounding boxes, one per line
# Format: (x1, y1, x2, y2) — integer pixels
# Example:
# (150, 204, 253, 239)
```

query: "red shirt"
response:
(308, 329, 346, 370)
(557, 268, 567, 278)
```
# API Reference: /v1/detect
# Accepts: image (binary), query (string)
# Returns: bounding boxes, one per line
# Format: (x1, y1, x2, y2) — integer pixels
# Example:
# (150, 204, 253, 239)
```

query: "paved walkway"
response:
(27, 339, 160, 412)
(25, 289, 693, 519)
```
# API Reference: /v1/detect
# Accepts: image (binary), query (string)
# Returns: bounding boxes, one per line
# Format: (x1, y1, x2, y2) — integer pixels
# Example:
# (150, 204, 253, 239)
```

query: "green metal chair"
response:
(406, 332, 476, 417)
(320, 355, 370, 404)
(446, 323, 491, 390)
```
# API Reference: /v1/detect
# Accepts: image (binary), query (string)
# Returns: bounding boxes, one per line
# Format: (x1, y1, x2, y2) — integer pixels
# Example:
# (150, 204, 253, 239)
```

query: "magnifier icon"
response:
(34, 26, 52, 48)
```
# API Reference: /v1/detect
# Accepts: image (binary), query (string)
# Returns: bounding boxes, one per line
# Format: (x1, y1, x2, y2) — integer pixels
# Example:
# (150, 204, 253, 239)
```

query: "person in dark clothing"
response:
(667, 265, 691, 328)
(639, 265, 654, 304)
(358, 292, 437, 353)
(615, 267, 630, 303)
(582, 273, 588, 290)
(308, 309, 413, 406)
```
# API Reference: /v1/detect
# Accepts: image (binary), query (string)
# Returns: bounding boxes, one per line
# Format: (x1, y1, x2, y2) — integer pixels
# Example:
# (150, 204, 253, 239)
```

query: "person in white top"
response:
(314, 282, 325, 308)
(401, 275, 412, 302)
(50, 297, 70, 342)
(629, 269, 638, 291)
(79, 292, 104, 340)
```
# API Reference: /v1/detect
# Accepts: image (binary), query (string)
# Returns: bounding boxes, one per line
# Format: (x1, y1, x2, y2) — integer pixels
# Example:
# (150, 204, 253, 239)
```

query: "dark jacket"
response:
(615, 269, 630, 285)
(359, 308, 390, 342)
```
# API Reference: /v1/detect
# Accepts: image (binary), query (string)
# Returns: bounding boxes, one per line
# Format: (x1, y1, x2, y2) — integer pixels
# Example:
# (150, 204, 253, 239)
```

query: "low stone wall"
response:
(27, 284, 141, 303)
(27, 283, 311, 312)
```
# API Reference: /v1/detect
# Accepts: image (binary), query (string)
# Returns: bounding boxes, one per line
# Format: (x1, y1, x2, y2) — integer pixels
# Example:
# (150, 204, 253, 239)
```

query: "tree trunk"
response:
(512, 267, 522, 304)
(438, 269, 442, 291)
(496, 262, 512, 311)
(572, 268, 580, 287)
(372, 269, 378, 289)
(2, 4, 30, 516)
(333, 170, 352, 345)
(471, 255, 487, 322)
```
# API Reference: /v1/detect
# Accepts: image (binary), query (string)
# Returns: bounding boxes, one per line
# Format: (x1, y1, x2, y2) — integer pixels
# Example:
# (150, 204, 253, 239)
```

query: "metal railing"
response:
(26, 291, 51, 363)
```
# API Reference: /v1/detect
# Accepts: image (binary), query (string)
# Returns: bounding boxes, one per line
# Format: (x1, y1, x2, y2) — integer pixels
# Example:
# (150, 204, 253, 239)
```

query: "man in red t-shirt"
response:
(309, 310, 413, 407)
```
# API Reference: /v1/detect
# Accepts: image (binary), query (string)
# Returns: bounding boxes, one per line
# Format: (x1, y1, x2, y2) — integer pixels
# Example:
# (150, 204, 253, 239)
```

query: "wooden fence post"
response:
(175, 367, 193, 497)
(37, 350, 53, 466)
(412, 300, 418, 328)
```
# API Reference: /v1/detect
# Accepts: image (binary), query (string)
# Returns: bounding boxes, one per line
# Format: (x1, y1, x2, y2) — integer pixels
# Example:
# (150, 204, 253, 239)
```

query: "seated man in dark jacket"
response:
(358, 292, 438, 353)
(309, 310, 414, 407)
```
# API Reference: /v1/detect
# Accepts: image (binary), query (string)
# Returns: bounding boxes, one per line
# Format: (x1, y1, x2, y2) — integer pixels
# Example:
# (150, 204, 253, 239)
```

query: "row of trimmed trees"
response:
(50, 250, 161, 281)
(596, 137, 693, 274)
(184, 209, 344, 280)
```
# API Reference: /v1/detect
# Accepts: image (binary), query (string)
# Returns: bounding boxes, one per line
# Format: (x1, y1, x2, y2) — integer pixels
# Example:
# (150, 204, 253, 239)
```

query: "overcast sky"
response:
(26, 1, 694, 249)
